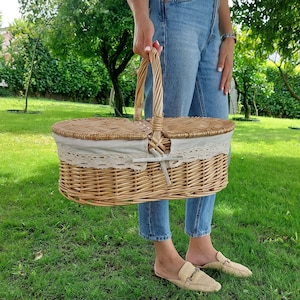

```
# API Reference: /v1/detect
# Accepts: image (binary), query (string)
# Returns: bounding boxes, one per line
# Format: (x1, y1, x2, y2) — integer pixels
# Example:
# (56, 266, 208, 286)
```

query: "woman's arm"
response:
(218, 0, 235, 95)
(219, 0, 234, 35)
(127, 0, 162, 59)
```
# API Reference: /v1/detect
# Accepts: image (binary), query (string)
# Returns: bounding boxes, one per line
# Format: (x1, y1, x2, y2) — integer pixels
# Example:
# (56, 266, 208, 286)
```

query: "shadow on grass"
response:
(1, 109, 130, 136)
(1, 151, 299, 299)
(1, 161, 151, 298)
(232, 127, 300, 144)
(232, 117, 261, 122)
(6, 109, 42, 114)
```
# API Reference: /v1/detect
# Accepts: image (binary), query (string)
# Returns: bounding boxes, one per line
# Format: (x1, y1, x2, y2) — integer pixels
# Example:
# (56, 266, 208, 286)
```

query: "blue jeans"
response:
(139, 0, 229, 241)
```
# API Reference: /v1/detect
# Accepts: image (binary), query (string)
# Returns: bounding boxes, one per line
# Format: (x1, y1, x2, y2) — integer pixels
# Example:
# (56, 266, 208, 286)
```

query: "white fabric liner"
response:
(53, 131, 233, 171)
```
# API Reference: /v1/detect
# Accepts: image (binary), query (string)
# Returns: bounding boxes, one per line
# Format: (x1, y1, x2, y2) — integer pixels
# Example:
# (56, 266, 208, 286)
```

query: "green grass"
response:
(0, 97, 300, 300)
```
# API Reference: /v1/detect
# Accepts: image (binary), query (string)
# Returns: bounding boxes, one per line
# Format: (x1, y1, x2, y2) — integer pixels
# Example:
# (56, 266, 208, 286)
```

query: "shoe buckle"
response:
(187, 267, 200, 282)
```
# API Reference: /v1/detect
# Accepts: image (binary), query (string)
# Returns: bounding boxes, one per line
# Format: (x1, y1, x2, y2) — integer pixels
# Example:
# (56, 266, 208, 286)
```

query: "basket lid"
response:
(51, 118, 148, 140)
(152, 117, 235, 138)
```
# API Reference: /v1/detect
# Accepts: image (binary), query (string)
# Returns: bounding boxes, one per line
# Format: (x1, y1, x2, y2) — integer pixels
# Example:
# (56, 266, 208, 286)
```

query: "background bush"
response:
(1, 24, 299, 118)
(261, 67, 300, 119)
(1, 45, 137, 106)
(235, 65, 300, 119)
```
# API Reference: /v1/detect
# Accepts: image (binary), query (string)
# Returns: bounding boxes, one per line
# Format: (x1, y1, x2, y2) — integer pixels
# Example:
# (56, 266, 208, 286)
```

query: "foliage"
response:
(260, 66, 300, 119)
(0, 54, 8, 95)
(2, 20, 111, 102)
(233, 30, 273, 119)
(0, 18, 10, 95)
(52, 57, 111, 103)
(1, 21, 28, 95)
(1, 18, 137, 105)
(19, 0, 135, 115)
(119, 56, 140, 108)
(232, 27, 300, 119)
(232, 0, 300, 61)
(232, 0, 300, 103)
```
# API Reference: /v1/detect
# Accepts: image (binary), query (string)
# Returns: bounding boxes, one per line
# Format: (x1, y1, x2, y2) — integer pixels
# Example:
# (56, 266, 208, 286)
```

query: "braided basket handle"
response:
(134, 49, 163, 150)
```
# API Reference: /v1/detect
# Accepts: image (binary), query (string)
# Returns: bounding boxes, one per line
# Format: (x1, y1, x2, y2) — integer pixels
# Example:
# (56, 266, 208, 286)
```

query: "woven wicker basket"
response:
(52, 49, 235, 206)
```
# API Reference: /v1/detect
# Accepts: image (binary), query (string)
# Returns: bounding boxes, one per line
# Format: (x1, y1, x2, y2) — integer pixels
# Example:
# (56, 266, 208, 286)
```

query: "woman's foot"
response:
(199, 252, 253, 278)
(153, 239, 221, 292)
(185, 236, 252, 278)
(155, 261, 221, 292)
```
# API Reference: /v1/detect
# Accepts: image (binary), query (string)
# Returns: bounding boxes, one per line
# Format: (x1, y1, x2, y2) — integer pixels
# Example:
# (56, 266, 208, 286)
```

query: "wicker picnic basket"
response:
(52, 49, 235, 206)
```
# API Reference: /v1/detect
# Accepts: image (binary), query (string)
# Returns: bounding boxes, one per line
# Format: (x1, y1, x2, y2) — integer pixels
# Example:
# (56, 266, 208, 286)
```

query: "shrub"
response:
(256, 66, 300, 119)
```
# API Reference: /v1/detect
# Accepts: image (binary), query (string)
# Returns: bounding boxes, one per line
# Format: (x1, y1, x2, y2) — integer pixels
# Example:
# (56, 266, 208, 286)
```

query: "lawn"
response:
(0, 97, 300, 300)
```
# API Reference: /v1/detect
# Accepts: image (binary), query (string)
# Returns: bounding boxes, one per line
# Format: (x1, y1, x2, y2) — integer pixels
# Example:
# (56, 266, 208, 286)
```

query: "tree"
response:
(233, 30, 273, 119)
(19, 0, 135, 116)
(5, 21, 111, 103)
(4, 19, 48, 112)
(232, 0, 300, 103)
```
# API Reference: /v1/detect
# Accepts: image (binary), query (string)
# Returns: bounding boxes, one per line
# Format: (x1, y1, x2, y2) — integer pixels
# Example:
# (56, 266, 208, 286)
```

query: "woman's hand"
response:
(217, 38, 235, 95)
(132, 15, 162, 60)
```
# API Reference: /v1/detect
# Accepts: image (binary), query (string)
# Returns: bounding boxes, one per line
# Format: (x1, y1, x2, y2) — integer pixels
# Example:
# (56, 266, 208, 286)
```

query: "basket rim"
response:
(52, 116, 235, 141)
(51, 117, 148, 141)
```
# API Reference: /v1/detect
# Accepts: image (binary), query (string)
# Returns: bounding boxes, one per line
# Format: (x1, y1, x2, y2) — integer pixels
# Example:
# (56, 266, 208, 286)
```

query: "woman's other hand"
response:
(217, 38, 235, 95)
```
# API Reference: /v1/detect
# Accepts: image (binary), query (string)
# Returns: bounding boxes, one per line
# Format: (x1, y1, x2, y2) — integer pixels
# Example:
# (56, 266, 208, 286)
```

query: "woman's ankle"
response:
(153, 240, 185, 279)
(186, 236, 218, 266)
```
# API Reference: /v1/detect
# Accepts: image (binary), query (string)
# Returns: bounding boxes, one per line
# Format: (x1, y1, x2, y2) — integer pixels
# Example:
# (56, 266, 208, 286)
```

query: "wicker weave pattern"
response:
(59, 153, 228, 206)
(52, 49, 235, 206)
(52, 117, 148, 140)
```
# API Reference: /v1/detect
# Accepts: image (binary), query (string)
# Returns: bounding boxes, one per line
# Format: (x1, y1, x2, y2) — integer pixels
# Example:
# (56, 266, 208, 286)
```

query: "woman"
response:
(127, 0, 252, 293)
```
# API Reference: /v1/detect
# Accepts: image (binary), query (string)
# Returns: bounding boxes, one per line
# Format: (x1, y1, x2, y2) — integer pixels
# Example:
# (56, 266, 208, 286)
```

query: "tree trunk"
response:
(234, 77, 241, 113)
(99, 30, 134, 117)
(24, 38, 39, 113)
(245, 103, 251, 119)
(277, 65, 300, 103)
(253, 89, 258, 116)
(243, 81, 251, 119)
(111, 75, 123, 116)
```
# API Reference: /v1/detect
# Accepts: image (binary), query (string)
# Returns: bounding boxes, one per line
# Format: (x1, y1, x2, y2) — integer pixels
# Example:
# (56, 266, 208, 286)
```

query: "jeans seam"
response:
(194, 79, 206, 117)
(207, 0, 219, 44)
(193, 200, 203, 234)
(185, 198, 213, 237)
(160, 0, 166, 22)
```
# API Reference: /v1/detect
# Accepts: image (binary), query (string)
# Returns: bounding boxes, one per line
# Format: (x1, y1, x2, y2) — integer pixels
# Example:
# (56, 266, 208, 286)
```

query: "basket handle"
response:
(134, 48, 164, 153)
